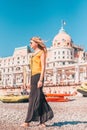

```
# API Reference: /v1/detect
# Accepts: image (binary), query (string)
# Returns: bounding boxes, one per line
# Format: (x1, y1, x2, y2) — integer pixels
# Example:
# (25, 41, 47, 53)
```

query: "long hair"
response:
(31, 37, 47, 54)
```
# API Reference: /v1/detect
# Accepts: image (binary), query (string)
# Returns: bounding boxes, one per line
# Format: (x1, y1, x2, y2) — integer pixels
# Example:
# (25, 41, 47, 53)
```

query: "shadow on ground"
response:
(47, 121, 87, 127)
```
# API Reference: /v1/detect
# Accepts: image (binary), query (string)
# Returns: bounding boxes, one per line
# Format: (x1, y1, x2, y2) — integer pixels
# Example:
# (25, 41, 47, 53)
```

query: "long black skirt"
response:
(25, 73, 54, 123)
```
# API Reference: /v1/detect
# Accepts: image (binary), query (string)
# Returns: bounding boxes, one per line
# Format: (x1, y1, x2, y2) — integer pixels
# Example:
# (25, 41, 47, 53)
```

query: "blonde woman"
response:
(21, 37, 54, 128)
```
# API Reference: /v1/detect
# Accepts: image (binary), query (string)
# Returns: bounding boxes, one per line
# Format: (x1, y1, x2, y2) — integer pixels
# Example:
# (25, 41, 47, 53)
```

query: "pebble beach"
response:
(0, 96, 87, 130)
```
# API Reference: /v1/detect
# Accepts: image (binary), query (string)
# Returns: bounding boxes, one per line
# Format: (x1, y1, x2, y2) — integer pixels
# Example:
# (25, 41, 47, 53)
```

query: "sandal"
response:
(20, 122, 29, 127)
(38, 123, 46, 128)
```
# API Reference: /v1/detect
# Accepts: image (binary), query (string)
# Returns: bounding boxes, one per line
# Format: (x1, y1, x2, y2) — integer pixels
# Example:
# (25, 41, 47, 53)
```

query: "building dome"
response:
(52, 27, 73, 48)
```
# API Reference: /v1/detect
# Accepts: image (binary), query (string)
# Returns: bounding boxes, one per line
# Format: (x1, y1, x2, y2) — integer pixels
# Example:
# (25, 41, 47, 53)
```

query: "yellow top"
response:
(30, 50, 44, 76)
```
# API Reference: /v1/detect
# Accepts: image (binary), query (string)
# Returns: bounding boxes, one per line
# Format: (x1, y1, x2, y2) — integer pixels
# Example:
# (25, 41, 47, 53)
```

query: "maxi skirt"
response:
(25, 73, 54, 123)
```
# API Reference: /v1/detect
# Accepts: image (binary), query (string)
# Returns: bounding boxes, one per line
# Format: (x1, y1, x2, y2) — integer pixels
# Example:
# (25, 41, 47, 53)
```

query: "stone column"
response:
(3, 75, 6, 88)
(57, 73, 60, 85)
(11, 74, 14, 87)
(83, 67, 87, 81)
(53, 68, 57, 85)
(75, 65, 79, 83)
(62, 69, 65, 79)
(61, 69, 66, 85)
(13, 74, 16, 87)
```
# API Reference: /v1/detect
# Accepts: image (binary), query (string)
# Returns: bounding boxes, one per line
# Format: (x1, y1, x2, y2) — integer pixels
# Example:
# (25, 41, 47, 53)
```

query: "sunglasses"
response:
(30, 40, 38, 45)
(30, 42, 33, 44)
(30, 41, 34, 44)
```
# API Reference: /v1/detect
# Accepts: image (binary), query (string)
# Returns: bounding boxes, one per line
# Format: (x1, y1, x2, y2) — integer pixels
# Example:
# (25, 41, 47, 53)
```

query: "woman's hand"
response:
(37, 80, 43, 88)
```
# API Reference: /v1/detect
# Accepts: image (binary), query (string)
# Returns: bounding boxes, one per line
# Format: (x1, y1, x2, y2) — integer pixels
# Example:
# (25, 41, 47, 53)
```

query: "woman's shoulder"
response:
(39, 50, 44, 54)
(37, 50, 44, 55)
(36, 50, 44, 56)
(31, 50, 44, 57)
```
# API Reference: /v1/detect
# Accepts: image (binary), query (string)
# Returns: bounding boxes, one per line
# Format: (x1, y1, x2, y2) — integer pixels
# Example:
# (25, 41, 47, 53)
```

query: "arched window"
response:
(16, 67, 20, 71)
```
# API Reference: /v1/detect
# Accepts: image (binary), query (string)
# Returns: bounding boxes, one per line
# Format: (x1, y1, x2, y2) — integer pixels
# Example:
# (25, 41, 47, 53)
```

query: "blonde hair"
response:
(31, 36, 47, 53)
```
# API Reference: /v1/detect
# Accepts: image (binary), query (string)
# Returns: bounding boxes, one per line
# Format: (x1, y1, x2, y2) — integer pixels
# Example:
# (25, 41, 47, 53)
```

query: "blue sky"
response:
(0, 0, 87, 57)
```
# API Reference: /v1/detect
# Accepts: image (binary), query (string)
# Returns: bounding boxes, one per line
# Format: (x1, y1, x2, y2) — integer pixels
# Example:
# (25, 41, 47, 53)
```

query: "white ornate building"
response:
(0, 25, 87, 94)
(0, 46, 31, 88)
(45, 26, 87, 88)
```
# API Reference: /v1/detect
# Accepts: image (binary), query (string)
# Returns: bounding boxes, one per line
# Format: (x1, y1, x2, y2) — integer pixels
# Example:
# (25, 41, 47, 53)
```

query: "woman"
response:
(21, 37, 54, 128)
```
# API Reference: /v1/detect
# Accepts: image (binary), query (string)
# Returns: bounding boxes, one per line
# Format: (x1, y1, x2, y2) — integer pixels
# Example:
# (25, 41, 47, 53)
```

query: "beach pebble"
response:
(0, 96, 87, 130)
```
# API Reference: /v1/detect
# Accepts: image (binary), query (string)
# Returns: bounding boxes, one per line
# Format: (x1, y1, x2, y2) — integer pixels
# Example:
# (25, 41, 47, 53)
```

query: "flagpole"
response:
(61, 20, 66, 29)
(61, 20, 63, 29)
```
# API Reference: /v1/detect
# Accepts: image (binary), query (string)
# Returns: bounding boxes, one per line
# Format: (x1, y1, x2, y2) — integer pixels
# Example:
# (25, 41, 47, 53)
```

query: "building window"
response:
(17, 57, 20, 60)
(0, 74, 1, 80)
(3, 69, 5, 72)
(54, 52, 56, 55)
(12, 58, 14, 64)
(62, 51, 65, 54)
(62, 38, 66, 42)
(63, 62, 65, 65)
(57, 42, 60, 45)
(71, 51, 72, 55)
(58, 51, 60, 54)
(17, 61, 20, 64)
(53, 63, 55, 67)
(67, 51, 69, 55)
(47, 63, 49, 67)
(16, 67, 20, 71)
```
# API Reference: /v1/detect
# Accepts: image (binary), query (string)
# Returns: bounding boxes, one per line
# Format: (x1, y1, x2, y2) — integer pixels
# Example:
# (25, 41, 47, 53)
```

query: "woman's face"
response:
(30, 40, 38, 50)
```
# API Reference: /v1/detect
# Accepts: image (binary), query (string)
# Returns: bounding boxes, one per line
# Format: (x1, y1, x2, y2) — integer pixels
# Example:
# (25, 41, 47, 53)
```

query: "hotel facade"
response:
(0, 25, 87, 93)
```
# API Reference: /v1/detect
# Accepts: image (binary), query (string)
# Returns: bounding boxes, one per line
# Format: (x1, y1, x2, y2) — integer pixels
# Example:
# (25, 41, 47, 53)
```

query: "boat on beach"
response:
(0, 93, 72, 103)
(0, 87, 73, 103)
(77, 82, 87, 97)
(45, 93, 72, 102)
(0, 95, 29, 103)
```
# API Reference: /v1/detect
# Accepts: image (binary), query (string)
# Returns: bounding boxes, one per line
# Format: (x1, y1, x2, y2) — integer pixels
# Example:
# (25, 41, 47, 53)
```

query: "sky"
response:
(0, 0, 87, 57)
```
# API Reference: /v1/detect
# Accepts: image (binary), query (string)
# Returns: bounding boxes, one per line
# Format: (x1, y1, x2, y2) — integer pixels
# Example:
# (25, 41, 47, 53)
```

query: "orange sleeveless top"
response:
(31, 50, 44, 76)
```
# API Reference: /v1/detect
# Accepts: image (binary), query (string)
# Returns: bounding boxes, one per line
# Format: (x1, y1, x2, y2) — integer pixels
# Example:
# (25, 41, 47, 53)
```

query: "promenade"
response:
(0, 96, 87, 130)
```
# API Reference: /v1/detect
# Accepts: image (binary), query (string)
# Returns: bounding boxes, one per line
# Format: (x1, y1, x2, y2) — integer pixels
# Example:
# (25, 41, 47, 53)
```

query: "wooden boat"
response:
(0, 95, 29, 103)
(45, 93, 71, 97)
(77, 82, 87, 97)
(45, 93, 71, 102)
(0, 93, 71, 103)
(46, 97, 69, 102)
